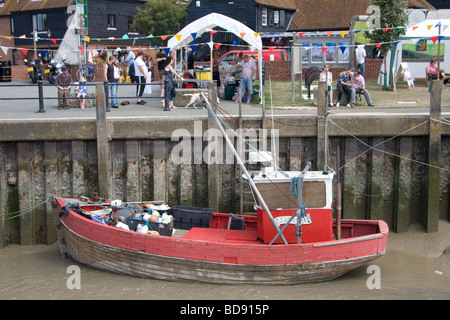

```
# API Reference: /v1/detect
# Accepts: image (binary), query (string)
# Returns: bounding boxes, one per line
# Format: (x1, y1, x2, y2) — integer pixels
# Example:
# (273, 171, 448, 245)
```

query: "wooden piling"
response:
(427, 80, 442, 233)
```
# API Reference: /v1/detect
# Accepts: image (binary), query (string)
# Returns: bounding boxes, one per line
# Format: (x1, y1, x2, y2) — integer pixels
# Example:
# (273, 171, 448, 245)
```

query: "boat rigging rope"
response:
(5, 198, 51, 220)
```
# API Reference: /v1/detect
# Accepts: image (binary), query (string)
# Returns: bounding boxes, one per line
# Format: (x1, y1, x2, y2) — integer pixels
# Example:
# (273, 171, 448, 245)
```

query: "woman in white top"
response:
(134, 51, 147, 105)
(320, 64, 333, 107)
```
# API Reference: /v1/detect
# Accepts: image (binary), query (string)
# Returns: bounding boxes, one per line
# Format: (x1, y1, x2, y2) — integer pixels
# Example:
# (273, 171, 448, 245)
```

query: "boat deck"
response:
(182, 227, 264, 244)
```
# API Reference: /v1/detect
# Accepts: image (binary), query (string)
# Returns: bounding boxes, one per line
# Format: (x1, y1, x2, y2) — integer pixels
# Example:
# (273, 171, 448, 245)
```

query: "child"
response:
(76, 77, 88, 109)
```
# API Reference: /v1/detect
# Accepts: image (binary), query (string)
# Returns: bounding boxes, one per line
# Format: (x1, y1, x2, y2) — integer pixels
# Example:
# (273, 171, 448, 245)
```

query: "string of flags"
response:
(0, 22, 447, 57)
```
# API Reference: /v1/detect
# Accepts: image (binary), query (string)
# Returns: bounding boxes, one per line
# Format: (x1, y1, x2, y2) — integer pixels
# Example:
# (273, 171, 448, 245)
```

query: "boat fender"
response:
(116, 221, 130, 230)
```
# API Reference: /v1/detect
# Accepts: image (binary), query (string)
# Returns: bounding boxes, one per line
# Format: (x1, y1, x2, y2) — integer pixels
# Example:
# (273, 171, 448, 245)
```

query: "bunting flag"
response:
(240, 32, 246, 39)
(427, 25, 433, 30)
(50, 38, 57, 44)
(154, 45, 158, 49)
(21, 49, 28, 56)
(340, 31, 346, 38)
(161, 35, 168, 41)
(431, 36, 440, 44)
(215, 43, 221, 50)
(78, 46, 84, 51)
(163, 47, 170, 55)
(233, 39, 238, 45)
(41, 50, 47, 58)
(0, 46, 9, 55)
(375, 43, 382, 48)
(383, 28, 390, 32)
(326, 31, 333, 37)
(190, 45, 197, 52)
(321, 47, 328, 54)
(298, 32, 305, 37)
(175, 34, 182, 41)
(147, 34, 154, 38)
(83, 36, 90, 42)
(354, 30, 361, 34)
(254, 33, 260, 38)
(191, 33, 197, 41)
(19, 35, 26, 39)
(209, 30, 217, 35)
(339, 46, 347, 54)
(412, 26, 419, 31)
(122, 34, 129, 39)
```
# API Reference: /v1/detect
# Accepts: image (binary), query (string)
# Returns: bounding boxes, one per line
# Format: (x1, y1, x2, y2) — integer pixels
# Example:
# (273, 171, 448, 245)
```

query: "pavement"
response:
(1, 80, 449, 121)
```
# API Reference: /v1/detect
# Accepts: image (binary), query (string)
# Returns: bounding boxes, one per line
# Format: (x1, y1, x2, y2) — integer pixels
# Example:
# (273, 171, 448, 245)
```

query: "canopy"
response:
(168, 13, 262, 50)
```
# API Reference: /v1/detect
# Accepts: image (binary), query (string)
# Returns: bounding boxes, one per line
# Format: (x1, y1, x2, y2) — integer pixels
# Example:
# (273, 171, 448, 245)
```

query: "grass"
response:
(261, 79, 450, 109)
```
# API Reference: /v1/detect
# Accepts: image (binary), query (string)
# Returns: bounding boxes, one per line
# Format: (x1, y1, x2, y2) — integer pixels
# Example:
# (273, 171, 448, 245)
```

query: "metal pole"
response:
(201, 92, 288, 244)
(336, 145, 342, 240)
(103, 81, 110, 112)
(163, 78, 170, 111)
(37, 79, 45, 113)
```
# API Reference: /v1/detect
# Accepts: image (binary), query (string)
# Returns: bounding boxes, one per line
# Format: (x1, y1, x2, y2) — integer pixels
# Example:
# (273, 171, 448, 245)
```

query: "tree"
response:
(365, 0, 408, 90)
(134, 0, 187, 45)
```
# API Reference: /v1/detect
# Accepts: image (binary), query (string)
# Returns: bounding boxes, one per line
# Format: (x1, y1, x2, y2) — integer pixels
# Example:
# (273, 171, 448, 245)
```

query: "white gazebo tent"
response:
(167, 13, 264, 106)
(379, 19, 450, 89)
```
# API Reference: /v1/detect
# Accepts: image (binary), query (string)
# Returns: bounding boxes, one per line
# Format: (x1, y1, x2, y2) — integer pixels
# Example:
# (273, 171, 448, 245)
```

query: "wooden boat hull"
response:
(53, 198, 388, 285)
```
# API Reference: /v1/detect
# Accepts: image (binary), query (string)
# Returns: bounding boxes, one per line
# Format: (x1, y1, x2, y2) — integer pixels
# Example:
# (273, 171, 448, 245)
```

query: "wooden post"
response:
(317, 81, 327, 171)
(207, 82, 221, 211)
(427, 80, 442, 233)
(95, 84, 112, 199)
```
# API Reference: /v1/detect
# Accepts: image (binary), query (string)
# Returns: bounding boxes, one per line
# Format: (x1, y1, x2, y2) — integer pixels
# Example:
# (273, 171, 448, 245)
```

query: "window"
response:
(107, 14, 116, 29)
(128, 16, 137, 33)
(32, 13, 47, 32)
(274, 10, 279, 27)
(262, 7, 267, 26)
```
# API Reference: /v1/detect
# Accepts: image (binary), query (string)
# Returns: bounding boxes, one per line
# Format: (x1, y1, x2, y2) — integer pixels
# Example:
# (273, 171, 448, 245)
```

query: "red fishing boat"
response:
(51, 95, 388, 285)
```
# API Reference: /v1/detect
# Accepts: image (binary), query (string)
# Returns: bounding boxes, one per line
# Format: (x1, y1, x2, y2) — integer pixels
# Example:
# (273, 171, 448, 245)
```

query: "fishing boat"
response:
(51, 94, 388, 285)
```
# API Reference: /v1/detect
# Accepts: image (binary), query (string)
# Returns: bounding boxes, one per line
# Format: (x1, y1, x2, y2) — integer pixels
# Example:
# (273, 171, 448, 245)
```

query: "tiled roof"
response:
(0, 0, 73, 16)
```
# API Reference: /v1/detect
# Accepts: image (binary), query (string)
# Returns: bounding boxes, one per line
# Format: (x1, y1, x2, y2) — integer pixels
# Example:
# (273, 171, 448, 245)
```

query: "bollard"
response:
(37, 79, 45, 113)
(163, 78, 170, 111)
(103, 81, 110, 112)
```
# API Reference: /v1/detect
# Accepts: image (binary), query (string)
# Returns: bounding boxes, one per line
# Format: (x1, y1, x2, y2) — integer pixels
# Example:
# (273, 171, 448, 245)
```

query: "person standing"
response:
(55, 66, 72, 110)
(134, 51, 147, 105)
(355, 45, 366, 77)
(104, 55, 120, 108)
(125, 47, 136, 83)
(350, 69, 374, 107)
(320, 64, 333, 107)
(236, 54, 257, 104)
(162, 56, 184, 109)
(426, 58, 438, 92)
(156, 50, 167, 97)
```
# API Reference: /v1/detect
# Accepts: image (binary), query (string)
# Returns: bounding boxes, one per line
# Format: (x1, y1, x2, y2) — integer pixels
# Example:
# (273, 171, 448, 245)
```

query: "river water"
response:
(1, 236, 449, 301)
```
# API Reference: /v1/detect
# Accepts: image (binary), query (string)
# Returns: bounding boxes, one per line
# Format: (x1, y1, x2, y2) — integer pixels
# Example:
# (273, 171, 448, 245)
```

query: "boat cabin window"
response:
(252, 181, 327, 210)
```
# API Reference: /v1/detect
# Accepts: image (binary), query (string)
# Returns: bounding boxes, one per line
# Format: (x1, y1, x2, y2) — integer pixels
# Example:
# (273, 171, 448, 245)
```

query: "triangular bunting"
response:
(427, 25, 433, 30)
(191, 33, 197, 41)
(240, 33, 246, 39)
(321, 47, 328, 54)
(161, 35, 168, 41)
(0, 46, 9, 55)
(21, 49, 29, 56)
(175, 34, 182, 41)
(190, 45, 197, 52)
(233, 39, 238, 45)
(41, 50, 47, 58)
(122, 34, 129, 39)
(50, 39, 57, 44)
(340, 31, 346, 38)
(19, 35, 26, 39)
(435, 23, 441, 28)
(215, 43, 221, 50)
(163, 48, 170, 55)
(375, 43, 382, 48)
(209, 30, 218, 35)
(298, 32, 305, 37)
(78, 46, 84, 51)
(431, 36, 439, 44)
(354, 30, 361, 34)
(339, 46, 347, 54)
(83, 36, 90, 42)
(108, 37, 115, 41)
(383, 28, 390, 32)
(412, 26, 419, 31)
(154, 45, 159, 49)
(326, 31, 333, 37)
(254, 33, 260, 38)
(147, 34, 154, 38)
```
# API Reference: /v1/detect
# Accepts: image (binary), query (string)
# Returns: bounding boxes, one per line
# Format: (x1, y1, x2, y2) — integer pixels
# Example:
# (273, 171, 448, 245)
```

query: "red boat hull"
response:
(53, 198, 388, 284)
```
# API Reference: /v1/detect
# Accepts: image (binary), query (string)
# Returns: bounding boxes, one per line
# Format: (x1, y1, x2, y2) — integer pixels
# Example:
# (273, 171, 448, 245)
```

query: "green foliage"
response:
(134, 0, 187, 45)
(365, 0, 408, 54)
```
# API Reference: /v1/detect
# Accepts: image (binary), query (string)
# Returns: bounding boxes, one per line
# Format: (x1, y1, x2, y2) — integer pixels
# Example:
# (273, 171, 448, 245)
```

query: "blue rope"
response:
(290, 176, 298, 198)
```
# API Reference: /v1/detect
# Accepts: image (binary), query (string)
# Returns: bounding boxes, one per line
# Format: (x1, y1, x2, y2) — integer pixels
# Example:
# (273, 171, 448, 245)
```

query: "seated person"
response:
(349, 69, 374, 107)
(336, 68, 352, 107)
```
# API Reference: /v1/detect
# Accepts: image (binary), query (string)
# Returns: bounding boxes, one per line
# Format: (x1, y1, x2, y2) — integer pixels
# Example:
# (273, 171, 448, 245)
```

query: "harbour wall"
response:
(0, 113, 449, 247)
(0, 81, 449, 247)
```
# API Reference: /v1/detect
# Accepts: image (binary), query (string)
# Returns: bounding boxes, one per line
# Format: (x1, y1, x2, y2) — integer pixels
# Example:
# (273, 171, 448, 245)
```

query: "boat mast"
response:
(201, 92, 288, 245)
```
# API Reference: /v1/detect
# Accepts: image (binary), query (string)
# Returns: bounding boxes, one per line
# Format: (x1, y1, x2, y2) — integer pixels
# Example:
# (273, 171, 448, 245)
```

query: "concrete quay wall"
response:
(0, 114, 449, 246)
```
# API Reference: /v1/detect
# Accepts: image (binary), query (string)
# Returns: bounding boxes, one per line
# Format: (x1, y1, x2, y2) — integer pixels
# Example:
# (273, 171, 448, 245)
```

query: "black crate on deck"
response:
(149, 220, 173, 236)
(125, 216, 145, 231)
(172, 206, 213, 229)
(0, 61, 11, 82)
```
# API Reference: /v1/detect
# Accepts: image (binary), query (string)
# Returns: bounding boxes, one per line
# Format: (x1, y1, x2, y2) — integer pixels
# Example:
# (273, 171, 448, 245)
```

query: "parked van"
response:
(218, 49, 287, 63)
